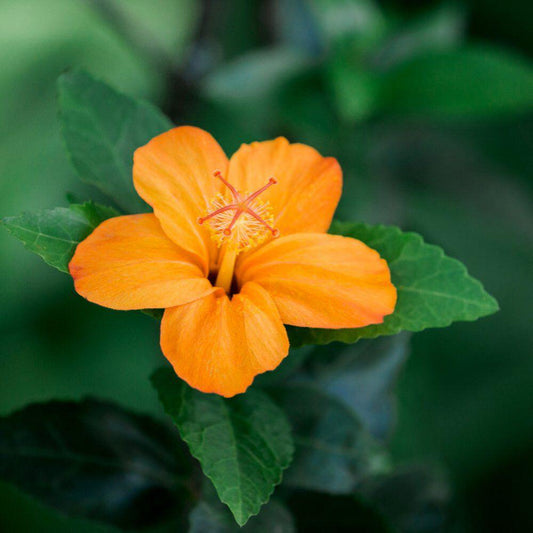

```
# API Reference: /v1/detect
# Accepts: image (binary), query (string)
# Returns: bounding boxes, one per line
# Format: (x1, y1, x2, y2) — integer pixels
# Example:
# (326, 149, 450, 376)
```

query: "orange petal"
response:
(236, 233, 397, 329)
(133, 126, 229, 273)
(160, 282, 289, 397)
(69, 214, 215, 310)
(227, 137, 342, 236)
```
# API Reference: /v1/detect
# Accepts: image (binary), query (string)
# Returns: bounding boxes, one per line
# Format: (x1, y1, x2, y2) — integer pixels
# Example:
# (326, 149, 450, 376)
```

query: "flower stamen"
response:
(199, 171, 280, 293)
(198, 170, 279, 253)
(243, 206, 280, 237)
(243, 177, 277, 204)
(213, 170, 242, 202)
(197, 204, 236, 225)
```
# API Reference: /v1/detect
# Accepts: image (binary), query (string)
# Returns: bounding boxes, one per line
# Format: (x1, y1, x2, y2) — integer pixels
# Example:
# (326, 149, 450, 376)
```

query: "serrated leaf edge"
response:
(151, 371, 294, 526)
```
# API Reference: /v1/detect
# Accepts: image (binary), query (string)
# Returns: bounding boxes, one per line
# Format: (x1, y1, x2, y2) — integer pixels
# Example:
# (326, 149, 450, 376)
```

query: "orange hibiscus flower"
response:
(69, 126, 397, 397)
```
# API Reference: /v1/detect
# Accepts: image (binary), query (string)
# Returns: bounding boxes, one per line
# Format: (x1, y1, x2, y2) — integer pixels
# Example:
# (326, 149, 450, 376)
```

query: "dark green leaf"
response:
(0, 398, 195, 530)
(380, 46, 533, 117)
(58, 69, 173, 212)
(269, 384, 389, 494)
(286, 464, 449, 532)
(303, 334, 410, 440)
(289, 221, 498, 346)
(359, 464, 450, 533)
(1, 202, 118, 273)
(151, 368, 294, 526)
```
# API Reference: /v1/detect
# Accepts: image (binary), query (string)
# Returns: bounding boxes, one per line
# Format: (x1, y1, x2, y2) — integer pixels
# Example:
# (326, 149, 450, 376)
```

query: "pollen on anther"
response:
(198, 172, 280, 252)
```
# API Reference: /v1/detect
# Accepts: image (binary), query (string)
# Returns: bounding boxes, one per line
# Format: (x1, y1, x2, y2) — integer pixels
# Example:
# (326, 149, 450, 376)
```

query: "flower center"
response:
(198, 170, 280, 293)
(198, 170, 279, 252)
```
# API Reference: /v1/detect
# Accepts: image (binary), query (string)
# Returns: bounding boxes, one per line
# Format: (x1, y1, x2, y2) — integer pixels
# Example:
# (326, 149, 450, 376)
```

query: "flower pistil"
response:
(198, 170, 280, 292)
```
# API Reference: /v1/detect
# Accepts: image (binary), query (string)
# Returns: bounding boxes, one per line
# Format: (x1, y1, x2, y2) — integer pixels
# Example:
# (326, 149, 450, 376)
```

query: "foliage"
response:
(2, 203, 117, 273)
(379, 46, 533, 117)
(189, 479, 296, 533)
(298, 334, 411, 440)
(0, 398, 194, 530)
(58, 69, 173, 213)
(152, 368, 294, 525)
(269, 383, 388, 493)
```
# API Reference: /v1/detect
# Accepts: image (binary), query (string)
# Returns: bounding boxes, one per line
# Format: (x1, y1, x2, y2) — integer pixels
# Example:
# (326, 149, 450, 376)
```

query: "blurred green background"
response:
(0, 0, 531, 531)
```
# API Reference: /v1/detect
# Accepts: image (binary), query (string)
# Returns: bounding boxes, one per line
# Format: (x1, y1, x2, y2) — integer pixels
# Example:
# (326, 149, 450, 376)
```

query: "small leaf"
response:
(1, 202, 118, 273)
(304, 334, 411, 440)
(380, 46, 533, 117)
(151, 368, 294, 526)
(58, 69, 173, 212)
(270, 384, 389, 494)
(289, 221, 498, 346)
(0, 398, 195, 530)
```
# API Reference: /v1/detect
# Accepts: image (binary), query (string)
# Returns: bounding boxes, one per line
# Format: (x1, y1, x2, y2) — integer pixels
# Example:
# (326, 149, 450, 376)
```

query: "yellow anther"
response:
(198, 171, 279, 253)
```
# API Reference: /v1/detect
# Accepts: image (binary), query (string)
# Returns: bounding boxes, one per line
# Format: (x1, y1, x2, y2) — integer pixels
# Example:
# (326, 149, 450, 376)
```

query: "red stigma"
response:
(199, 171, 280, 241)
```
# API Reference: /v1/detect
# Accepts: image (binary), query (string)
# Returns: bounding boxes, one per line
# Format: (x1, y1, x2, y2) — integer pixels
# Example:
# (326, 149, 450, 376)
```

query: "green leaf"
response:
(289, 221, 499, 346)
(190, 482, 295, 533)
(1, 202, 118, 273)
(380, 46, 533, 117)
(151, 368, 294, 526)
(58, 69, 173, 212)
(269, 384, 389, 494)
(190, 500, 295, 533)
(0, 398, 195, 530)
(303, 334, 410, 440)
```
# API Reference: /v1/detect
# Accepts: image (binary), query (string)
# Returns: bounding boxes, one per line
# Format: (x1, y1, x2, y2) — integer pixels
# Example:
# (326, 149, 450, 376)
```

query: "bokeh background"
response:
(1, 0, 531, 531)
